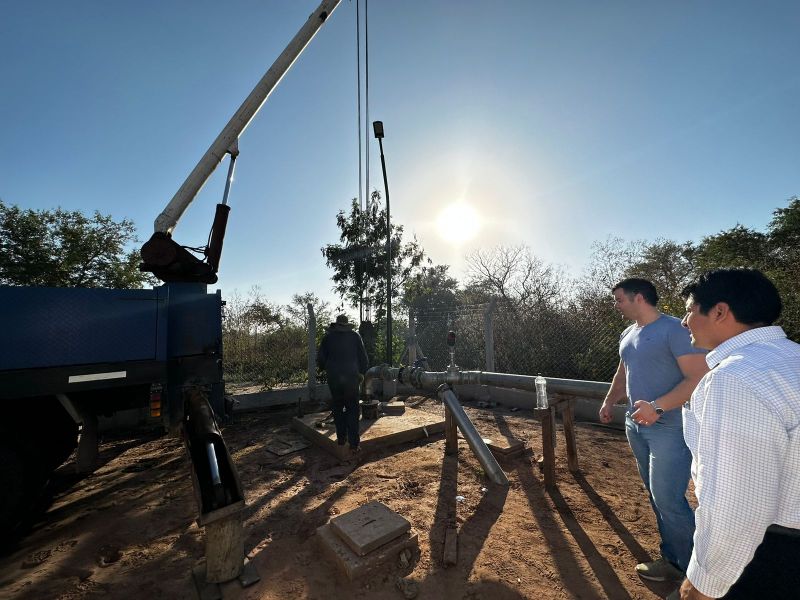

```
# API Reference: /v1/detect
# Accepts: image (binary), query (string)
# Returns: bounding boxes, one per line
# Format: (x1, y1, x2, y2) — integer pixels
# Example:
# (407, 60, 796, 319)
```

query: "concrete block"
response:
(485, 435, 525, 456)
(317, 523, 418, 581)
(330, 501, 411, 556)
(382, 401, 406, 415)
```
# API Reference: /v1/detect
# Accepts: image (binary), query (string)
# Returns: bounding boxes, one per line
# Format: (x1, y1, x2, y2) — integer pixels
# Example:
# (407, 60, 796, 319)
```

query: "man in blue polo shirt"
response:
(599, 278, 708, 584)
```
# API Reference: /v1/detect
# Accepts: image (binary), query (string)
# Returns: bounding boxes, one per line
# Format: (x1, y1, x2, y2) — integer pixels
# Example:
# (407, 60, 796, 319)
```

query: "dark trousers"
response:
(723, 526, 800, 599)
(327, 376, 361, 448)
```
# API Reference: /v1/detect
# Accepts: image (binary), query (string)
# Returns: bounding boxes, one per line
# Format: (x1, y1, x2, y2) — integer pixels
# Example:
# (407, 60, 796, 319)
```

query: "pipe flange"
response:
(436, 383, 452, 395)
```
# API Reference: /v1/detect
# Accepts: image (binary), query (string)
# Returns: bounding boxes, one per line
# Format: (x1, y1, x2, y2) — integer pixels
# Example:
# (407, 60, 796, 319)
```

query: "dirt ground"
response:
(0, 398, 694, 600)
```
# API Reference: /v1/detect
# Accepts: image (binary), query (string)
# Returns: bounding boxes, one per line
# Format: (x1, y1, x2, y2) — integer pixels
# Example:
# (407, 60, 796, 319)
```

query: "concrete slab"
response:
(382, 401, 406, 415)
(485, 435, 525, 455)
(263, 436, 309, 456)
(292, 408, 445, 459)
(330, 501, 411, 556)
(317, 523, 419, 581)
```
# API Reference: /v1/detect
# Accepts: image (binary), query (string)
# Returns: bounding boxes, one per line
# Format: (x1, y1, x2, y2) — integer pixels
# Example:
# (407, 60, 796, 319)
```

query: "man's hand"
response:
(679, 578, 714, 600)
(631, 399, 658, 426)
(599, 400, 615, 424)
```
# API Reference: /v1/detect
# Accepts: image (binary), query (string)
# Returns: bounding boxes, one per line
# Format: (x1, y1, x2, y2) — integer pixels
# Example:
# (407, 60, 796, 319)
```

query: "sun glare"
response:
(436, 203, 482, 243)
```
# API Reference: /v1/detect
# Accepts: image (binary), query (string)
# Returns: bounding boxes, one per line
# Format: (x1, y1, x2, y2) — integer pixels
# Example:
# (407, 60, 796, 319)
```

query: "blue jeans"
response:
(626, 415, 695, 571)
(327, 375, 361, 448)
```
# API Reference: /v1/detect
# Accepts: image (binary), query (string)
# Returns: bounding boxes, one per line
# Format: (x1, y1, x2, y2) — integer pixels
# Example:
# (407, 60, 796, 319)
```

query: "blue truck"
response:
(0, 0, 341, 534)
(0, 283, 224, 531)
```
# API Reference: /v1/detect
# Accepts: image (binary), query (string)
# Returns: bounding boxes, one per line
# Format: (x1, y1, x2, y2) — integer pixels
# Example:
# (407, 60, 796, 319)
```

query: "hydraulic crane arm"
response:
(141, 0, 341, 284)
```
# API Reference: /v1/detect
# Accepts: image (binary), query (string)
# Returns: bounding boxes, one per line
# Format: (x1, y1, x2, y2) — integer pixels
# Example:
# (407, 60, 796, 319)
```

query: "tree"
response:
(579, 236, 646, 298)
(693, 224, 769, 272)
(401, 261, 461, 367)
(321, 191, 425, 320)
(573, 237, 646, 381)
(0, 200, 153, 288)
(768, 197, 800, 341)
(626, 239, 695, 316)
(402, 260, 459, 314)
(464, 244, 566, 309)
(285, 291, 332, 343)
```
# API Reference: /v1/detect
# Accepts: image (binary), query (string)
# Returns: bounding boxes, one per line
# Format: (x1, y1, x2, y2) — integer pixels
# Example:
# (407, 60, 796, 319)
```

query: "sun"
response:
(435, 202, 482, 242)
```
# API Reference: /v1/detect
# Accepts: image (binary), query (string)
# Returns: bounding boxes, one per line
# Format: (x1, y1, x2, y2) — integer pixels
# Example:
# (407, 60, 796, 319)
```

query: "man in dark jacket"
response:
(317, 315, 369, 454)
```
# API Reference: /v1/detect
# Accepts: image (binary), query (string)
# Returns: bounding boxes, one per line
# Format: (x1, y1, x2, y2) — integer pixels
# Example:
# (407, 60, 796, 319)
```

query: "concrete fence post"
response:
(483, 298, 497, 372)
(408, 310, 417, 366)
(307, 303, 316, 402)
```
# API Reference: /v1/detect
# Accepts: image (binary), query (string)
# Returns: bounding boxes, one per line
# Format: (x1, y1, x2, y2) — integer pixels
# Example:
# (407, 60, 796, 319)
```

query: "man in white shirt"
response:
(676, 268, 800, 599)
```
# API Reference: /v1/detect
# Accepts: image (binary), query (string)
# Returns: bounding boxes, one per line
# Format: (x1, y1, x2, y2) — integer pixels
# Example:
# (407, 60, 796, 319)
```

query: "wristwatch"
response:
(651, 401, 665, 415)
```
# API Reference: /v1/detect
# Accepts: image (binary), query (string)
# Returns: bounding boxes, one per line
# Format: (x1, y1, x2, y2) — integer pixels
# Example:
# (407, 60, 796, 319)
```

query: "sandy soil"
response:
(0, 398, 693, 600)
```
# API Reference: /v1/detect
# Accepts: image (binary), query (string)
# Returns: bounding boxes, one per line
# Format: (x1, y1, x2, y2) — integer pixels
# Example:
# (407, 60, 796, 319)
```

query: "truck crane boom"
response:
(140, 0, 341, 284)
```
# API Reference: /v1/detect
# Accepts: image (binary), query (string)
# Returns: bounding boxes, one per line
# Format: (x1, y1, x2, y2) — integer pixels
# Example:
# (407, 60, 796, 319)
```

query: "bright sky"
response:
(2, 1, 798, 308)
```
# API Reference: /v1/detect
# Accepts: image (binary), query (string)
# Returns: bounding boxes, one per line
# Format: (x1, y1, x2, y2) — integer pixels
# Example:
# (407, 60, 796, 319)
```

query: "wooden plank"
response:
(204, 515, 244, 583)
(292, 410, 445, 459)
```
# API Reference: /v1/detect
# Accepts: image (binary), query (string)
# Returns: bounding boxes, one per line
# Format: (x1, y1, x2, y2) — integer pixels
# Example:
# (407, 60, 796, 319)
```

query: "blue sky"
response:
(2, 1, 798, 308)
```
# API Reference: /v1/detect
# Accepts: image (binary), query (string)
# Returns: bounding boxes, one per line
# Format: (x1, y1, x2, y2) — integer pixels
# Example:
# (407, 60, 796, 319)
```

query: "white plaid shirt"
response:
(683, 326, 800, 598)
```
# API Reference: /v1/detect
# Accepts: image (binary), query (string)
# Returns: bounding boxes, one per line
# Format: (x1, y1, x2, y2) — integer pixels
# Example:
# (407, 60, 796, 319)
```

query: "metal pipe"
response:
(463, 371, 610, 399)
(206, 441, 222, 486)
(364, 364, 396, 396)
(373, 121, 391, 365)
(383, 366, 609, 399)
(439, 387, 509, 486)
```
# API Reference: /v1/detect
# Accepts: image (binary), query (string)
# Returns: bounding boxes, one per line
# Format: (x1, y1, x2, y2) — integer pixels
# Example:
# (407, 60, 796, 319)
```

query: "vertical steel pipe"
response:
(438, 387, 509, 486)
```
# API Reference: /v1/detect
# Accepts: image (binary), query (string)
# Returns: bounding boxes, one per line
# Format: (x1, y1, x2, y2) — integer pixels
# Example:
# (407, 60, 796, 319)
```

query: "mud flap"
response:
(75, 402, 99, 475)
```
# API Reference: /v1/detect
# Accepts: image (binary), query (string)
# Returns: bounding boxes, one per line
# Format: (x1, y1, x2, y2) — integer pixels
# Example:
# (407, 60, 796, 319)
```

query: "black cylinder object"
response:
(206, 203, 231, 273)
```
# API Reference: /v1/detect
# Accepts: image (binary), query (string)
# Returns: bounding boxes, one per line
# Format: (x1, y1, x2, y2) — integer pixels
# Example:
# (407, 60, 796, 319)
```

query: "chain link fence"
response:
(222, 295, 627, 392)
(492, 303, 624, 382)
(221, 298, 310, 391)
(413, 304, 488, 371)
(412, 300, 625, 383)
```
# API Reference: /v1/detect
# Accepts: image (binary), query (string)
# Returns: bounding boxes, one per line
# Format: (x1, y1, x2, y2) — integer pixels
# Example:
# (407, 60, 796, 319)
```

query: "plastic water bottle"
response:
(535, 374, 548, 409)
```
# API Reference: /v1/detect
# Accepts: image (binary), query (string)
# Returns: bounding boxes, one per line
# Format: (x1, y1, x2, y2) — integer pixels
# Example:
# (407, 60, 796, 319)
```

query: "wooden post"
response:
(483, 298, 497, 372)
(408, 311, 417, 365)
(445, 404, 458, 456)
(307, 303, 316, 403)
(562, 399, 579, 473)
(205, 513, 245, 582)
(539, 406, 556, 489)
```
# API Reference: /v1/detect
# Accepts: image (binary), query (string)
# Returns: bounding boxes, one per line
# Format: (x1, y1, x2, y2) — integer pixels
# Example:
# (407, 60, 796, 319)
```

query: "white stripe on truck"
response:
(68, 371, 127, 383)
